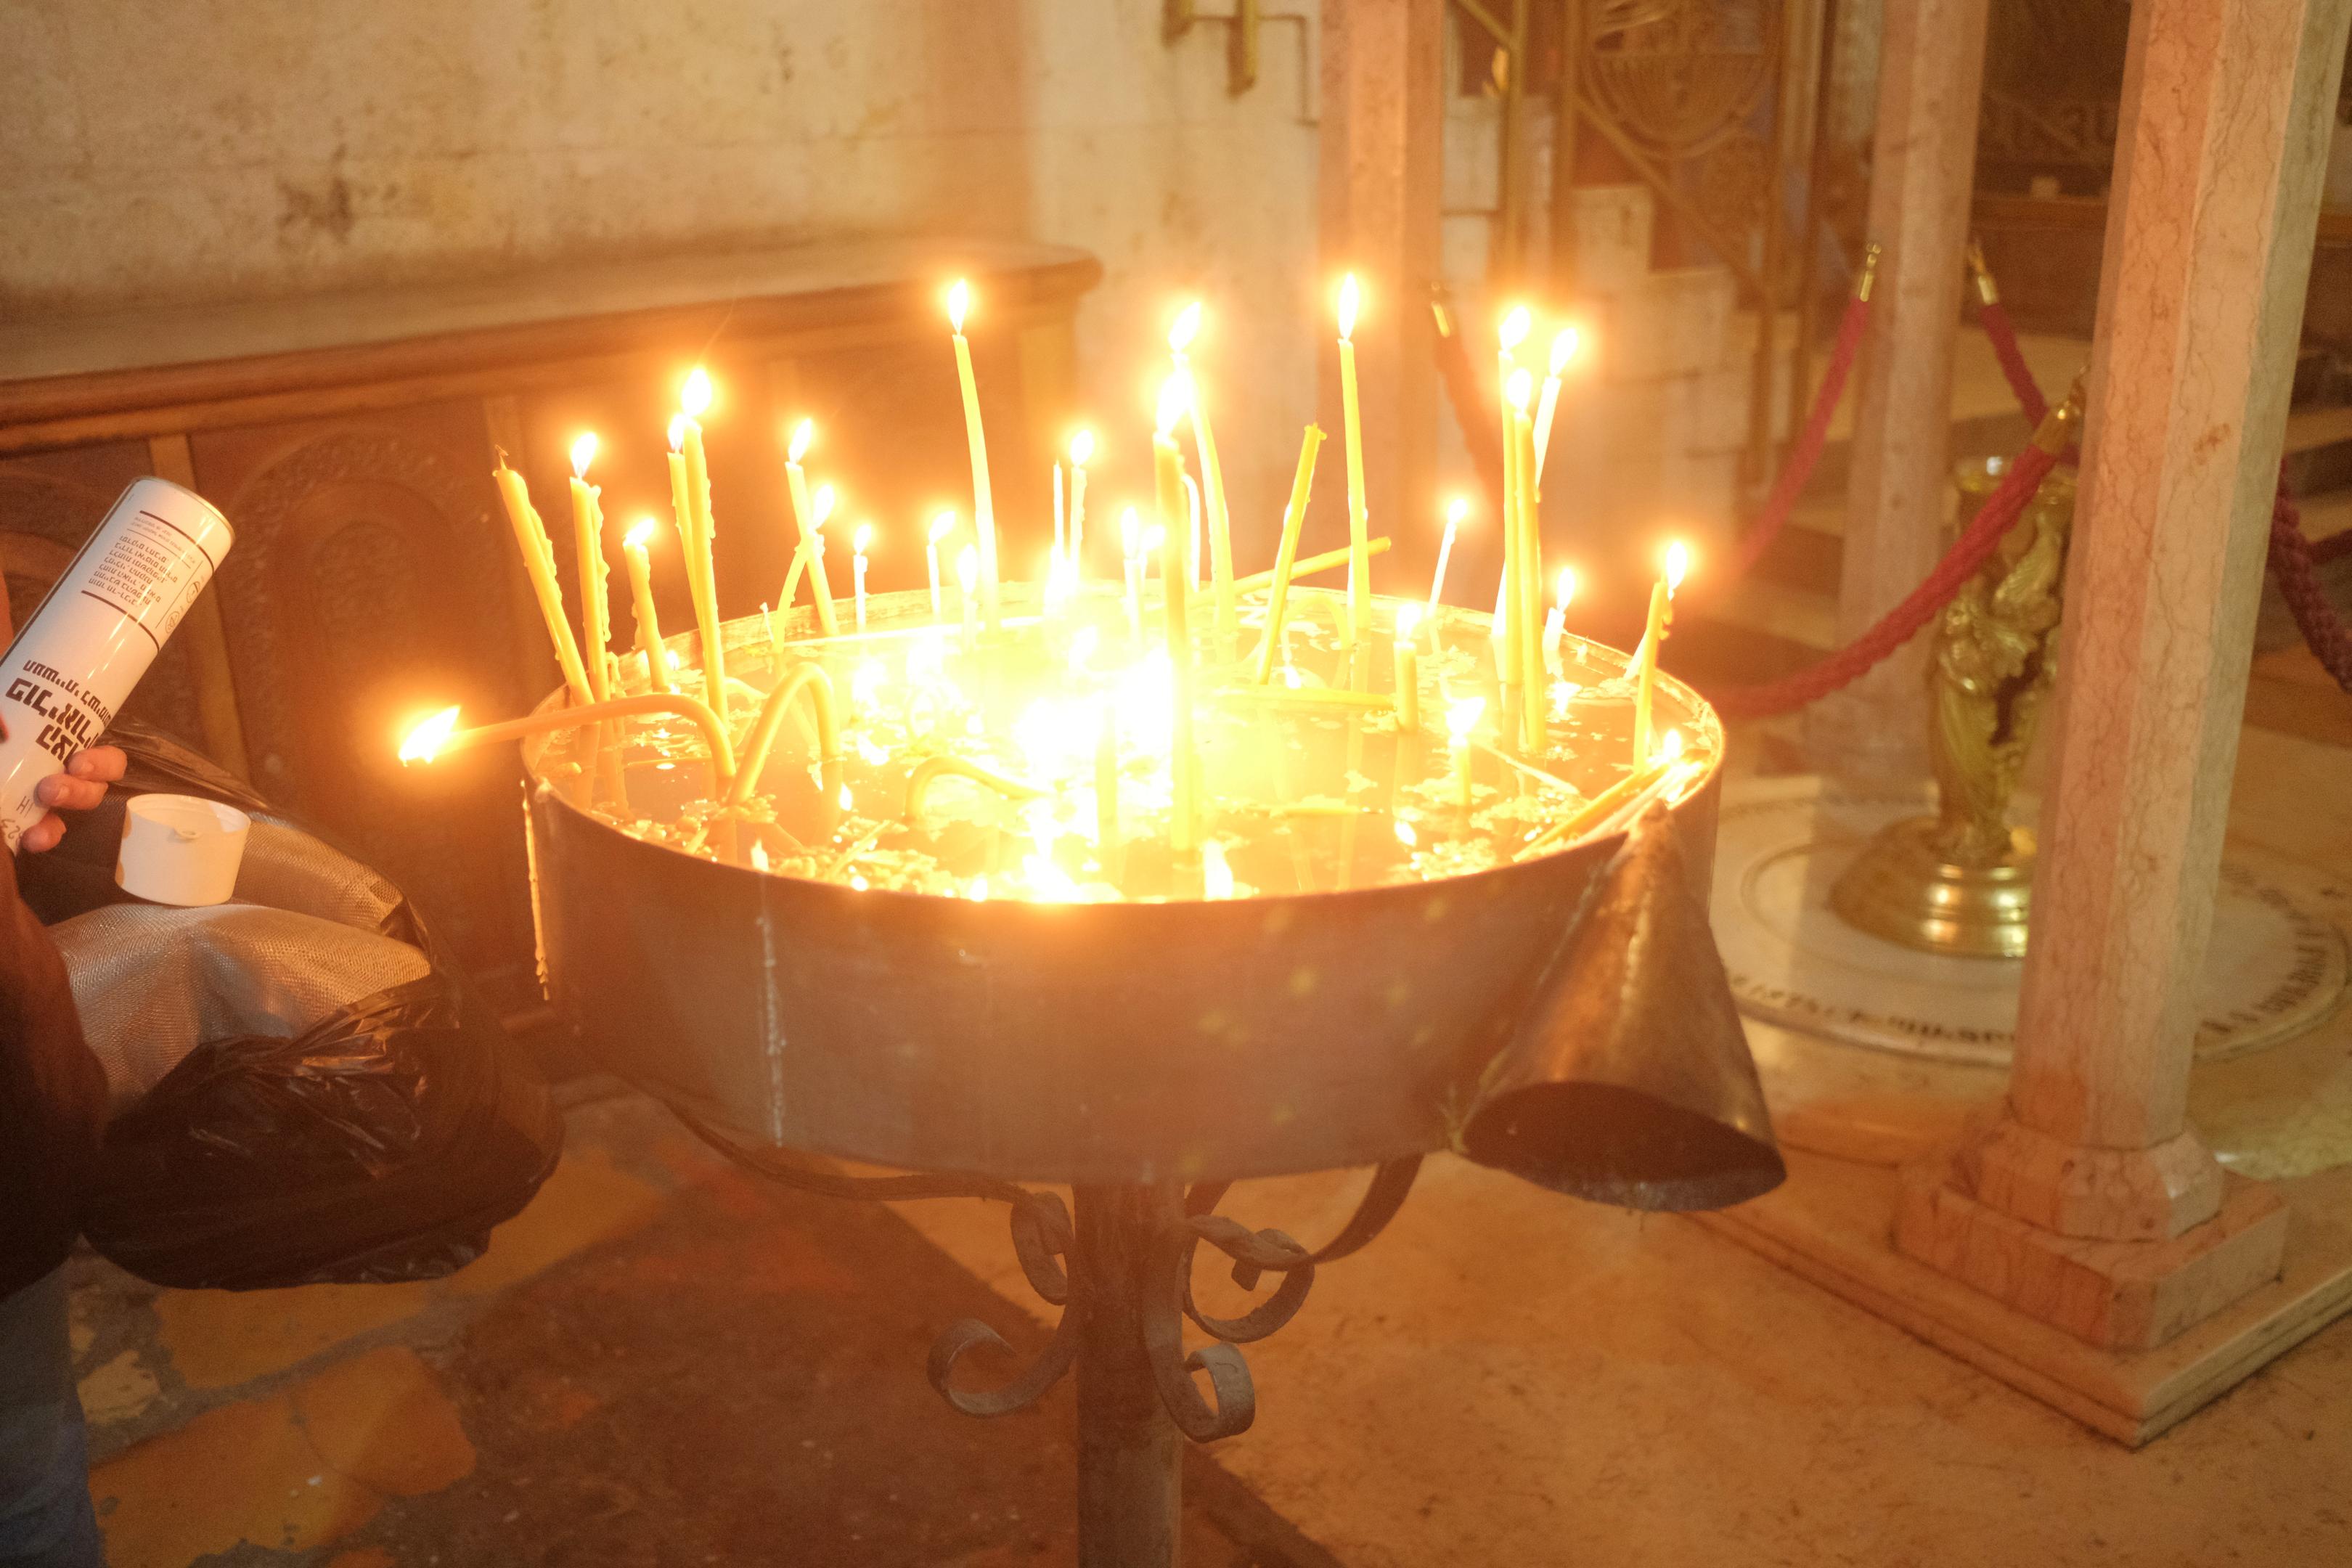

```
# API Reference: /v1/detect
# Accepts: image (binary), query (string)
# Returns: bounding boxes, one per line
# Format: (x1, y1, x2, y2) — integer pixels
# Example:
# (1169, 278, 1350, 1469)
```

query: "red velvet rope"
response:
(1704, 442, 2062, 720)
(1723, 291, 1874, 581)
(1976, 298, 2352, 690)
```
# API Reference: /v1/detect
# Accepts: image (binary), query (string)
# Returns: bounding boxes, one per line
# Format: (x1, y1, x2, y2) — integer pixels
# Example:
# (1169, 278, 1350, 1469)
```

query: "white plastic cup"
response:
(116, 793, 250, 907)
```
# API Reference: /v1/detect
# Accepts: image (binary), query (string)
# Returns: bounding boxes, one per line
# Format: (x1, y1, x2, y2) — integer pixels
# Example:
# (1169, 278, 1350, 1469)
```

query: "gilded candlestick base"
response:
(1829, 816, 2035, 960)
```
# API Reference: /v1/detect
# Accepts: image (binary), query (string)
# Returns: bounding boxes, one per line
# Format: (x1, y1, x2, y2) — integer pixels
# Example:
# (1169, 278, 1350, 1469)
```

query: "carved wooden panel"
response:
(193, 405, 544, 1009)
(0, 441, 217, 751)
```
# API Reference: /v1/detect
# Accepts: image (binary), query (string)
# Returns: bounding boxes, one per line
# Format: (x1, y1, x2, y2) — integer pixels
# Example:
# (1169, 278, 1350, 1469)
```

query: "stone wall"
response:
(0, 0, 1323, 518)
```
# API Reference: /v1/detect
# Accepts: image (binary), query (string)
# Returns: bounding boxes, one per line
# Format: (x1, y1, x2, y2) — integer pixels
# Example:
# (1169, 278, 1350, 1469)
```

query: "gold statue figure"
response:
(1832, 387, 2083, 957)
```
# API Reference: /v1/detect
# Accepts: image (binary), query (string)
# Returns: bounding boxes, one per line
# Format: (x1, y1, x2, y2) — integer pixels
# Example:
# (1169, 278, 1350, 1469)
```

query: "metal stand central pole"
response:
(1072, 1183, 1185, 1568)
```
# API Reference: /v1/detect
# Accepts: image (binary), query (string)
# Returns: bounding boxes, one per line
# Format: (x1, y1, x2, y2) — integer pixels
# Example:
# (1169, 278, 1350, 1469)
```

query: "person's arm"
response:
(0, 746, 128, 1299)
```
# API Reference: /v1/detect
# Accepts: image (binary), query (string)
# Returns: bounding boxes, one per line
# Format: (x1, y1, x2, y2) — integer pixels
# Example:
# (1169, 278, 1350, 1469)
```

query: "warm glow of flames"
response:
(968, 875, 989, 902)
(1169, 301, 1202, 356)
(750, 840, 771, 873)
(570, 432, 597, 479)
(1446, 695, 1487, 742)
(1499, 305, 1531, 353)
(930, 510, 955, 544)
(1658, 728, 1686, 766)
(1141, 523, 1166, 555)
(946, 279, 971, 332)
(1156, 372, 1191, 437)
(1556, 565, 1577, 608)
(399, 706, 462, 765)
(1395, 602, 1423, 637)
(681, 367, 713, 419)
(957, 544, 979, 589)
(788, 419, 813, 465)
(666, 414, 687, 453)
(1506, 367, 1534, 412)
(1336, 274, 1360, 341)
(1069, 428, 1095, 467)
(625, 518, 657, 550)
(838, 782, 854, 811)
(1665, 540, 1689, 594)
(813, 484, 836, 527)
(1202, 840, 1236, 899)
(1121, 507, 1140, 555)
(1445, 496, 1469, 528)
(1548, 327, 1580, 376)
(854, 523, 873, 555)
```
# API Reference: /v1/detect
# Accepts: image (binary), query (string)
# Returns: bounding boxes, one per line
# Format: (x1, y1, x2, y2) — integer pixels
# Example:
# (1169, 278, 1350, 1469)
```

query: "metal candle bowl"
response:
(525, 606, 1782, 1213)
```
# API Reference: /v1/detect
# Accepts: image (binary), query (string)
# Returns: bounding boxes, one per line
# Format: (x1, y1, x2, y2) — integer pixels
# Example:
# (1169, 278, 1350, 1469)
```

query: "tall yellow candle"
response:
(945, 280, 1000, 630)
(675, 369, 728, 730)
(1533, 326, 1578, 488)
(1254, 424, 1326, 684)
(1153, 376, 1199, 852)
(927, 510, 954, 620)
(1392, 603, 1422, 731)
(1631, 541, 1688, 766)
(1429, 497, 1466, 624)
(1447, 696, 1485, 809)
(567, 434, 612, 702)
(1336, 274, 1370, 646)
(493, 460, 594, 706)
(1168, 303, 1236, 650)
(957, 543, 979, 653)
(1508, 369, 1543, 752)
(852, 523, 873, 632)
(621, 519, 671, 693)
(1121, 507, 1144, 643)
(782, 419, 839, 636)
(1067, 430, 1094, 580)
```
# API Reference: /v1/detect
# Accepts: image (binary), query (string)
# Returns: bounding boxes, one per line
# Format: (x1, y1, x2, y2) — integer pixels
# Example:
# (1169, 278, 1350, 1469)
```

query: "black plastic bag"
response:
(22, 722, 563, 1290)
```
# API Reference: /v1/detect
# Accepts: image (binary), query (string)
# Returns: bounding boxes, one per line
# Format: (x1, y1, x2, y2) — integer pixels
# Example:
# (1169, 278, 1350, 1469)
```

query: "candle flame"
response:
(681, 367, 713, 419)
(1506, 367, 1535, 411)
(399, 706, 462, 765)
(1445, 496, 1469, 528)
(666, 414, 687, 453)
(1395, 602, 1423, 637)
(1169, 301, 1202, 354)
(839, 782, 855, 811)
(813, 483, 836, 527)
(788, 419, 813, 465)
(1201, 840, 1235, 899)
(968, 875, 989, 902)
(1499, 305, 1531, 353)
(1156, 372, 1190, 437)
(1556, 565, 1577, 607)
(1141, 523, 1166, 554)
(1665, 541, 1689, 594)
(946, 278, 970, 332)
(1336, 274, 1360, 341)
(957, 544, 979, 589)
(1069, 428, 1095, 467)
(1548, 326, 1580, 376)
(570, 432, 598, 479)
(929, 510, 955, 544)
(625, 518, 657, 550)
(854, 523, 873, 555)
(1659, 728, 1685, 764)
(1446, 695, 1487, 742)
(1395, 819, 1418, 847)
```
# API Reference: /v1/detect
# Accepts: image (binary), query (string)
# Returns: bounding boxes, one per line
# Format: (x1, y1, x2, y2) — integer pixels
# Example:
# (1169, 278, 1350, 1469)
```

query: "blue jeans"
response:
(0, 1270, 102, 1567)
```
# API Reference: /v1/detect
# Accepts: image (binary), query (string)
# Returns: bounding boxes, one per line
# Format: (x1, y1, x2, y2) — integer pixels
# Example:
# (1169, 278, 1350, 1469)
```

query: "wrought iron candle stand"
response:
(522, 611, 1783, 1568)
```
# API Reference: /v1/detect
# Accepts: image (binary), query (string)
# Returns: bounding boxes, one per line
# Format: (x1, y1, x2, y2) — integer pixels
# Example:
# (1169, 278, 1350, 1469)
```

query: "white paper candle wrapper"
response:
(116, 794, 251, 907)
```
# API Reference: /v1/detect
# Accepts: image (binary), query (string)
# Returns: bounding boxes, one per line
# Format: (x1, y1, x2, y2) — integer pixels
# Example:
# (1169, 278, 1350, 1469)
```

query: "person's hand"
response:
(22, 746, 128, 853)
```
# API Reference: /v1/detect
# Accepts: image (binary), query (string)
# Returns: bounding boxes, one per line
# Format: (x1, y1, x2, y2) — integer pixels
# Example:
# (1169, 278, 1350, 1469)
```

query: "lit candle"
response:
(1507, 367, 1543, 752)
(957, 542, 979, 653)
(1168, 303, 1236, 650)
(1068, 430, 1094, 579)
(400, 692, 735, 798)
(1181, 466, 1204, 592)
(675, 370, 728, 730)
(927, 510, 954, 620)
(1153, 375, 1199, 851)
(780, 419, 839, 636)
(945, 279, 1000, 629)
(1393, 603, 1422, 731)
(622, 519, 670, 693)
(1632, 541, 1689, 767)
(493, 460, 594, 706)
(1543, 565, 1575, 674)
(567, 434, 613, 701)
(1493, 306, 1530, 663)
(1533, 326, 1578, 487)
(1429, 496, 1466, 626)
(853, 523, 873, 631)
(1122, 507, 1144, 642)
(1336, 275, 1371, 645)
(1254, 424, 1326, 683)
(1447, 695, 1485, 809)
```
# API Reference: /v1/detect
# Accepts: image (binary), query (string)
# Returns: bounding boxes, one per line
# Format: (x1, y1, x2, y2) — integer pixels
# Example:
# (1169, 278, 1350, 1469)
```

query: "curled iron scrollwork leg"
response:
(674, 1108, 1083, 1418)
